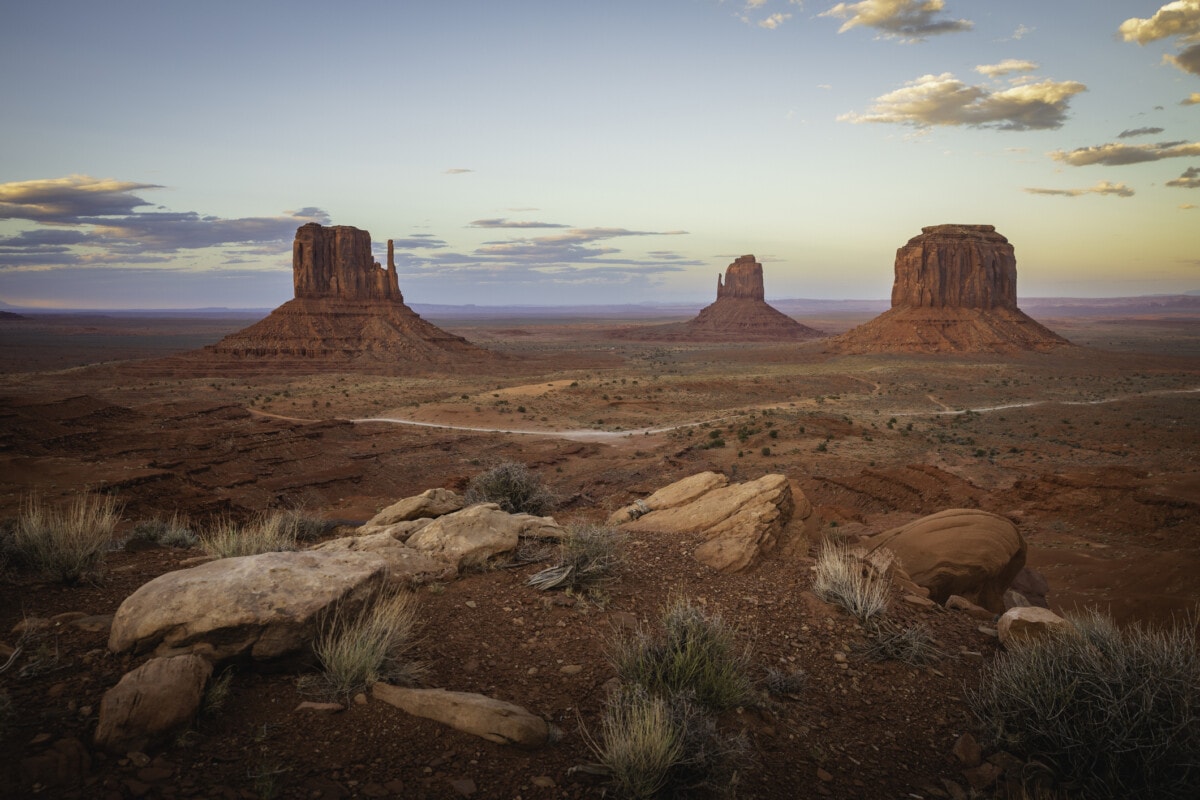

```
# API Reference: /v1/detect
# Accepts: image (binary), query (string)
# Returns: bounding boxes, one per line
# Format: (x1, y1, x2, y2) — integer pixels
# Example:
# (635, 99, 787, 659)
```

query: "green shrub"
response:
(968, 609, 1200, 799)
(812, 540, 890, 624)
(311, 583, 424, 698)
(464, 461, 556, 515)
(610, 597, 755, 713)
(199, 512, 298, 559)
(11, 492, 121, 583)
(527, 523, 623, 591)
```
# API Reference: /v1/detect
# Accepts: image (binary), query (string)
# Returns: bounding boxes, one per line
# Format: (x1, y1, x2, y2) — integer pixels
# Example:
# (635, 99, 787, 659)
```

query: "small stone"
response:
(816, 767, 833, 782)
(51, 611, 88, 624)
(832, 653, 847, 663)
(963, 762, 1002, 791)
(70, 615, 115, 633)
(127, 752, 152, 768)
(464, 601, 477, 609)
(354, 693, 368, 706)
(31, 733, 53, 745)
(295, 702, 345, 713)
(526, 667, 538, 676)
(448, 777, 476, 796)
(952, 733, 981, 767)
(531, 776, 555, 788)
(559, 664, 583, 675)
(903, 593, 936, 608)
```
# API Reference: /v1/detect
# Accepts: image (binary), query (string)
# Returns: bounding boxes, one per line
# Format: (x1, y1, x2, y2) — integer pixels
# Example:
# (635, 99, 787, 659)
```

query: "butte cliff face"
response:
(201, 223, 492, 372)
(614, 255, 823, 342)
(829, 225, 1068, 354)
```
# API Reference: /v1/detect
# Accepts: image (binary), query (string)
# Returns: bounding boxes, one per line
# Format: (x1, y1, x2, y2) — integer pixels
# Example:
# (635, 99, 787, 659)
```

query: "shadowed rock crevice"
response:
(830, 224, 1069, 354)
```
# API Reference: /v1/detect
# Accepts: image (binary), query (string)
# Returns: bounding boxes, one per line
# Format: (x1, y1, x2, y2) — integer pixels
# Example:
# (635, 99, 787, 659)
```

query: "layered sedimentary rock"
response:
(829, 225, 1069, 354)
(613, 255, 823, 341)
(201, 223, 492, 370)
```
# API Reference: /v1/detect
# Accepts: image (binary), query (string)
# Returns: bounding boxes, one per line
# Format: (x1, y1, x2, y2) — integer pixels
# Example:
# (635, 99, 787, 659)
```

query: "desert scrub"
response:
(276, 508, 327, 543)
(610, 597, 755, 713)
(128, 512, 198, 548)
(310, 582, 424, 698)
(464, 461, 555, 515)
(812, 540, 891, 623)
(859, 619, 943, 665)
(11, 492, 121, 583)
(199, 512, 299, 558)
(967, 609, 1200, 799)
(527, 522, 623, 591)
(588, 685, 749, 800)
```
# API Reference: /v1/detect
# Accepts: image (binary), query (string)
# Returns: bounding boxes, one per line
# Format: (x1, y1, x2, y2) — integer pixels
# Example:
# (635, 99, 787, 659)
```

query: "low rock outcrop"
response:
(864, 509, 1026, 613)
(612, 255, 824, 342)
(365, 488, 465, 528)
(372, 684, 549, 748)
(829, 225, 1069, 354)
(610, 471, 816, 571)
(94, 655, 212, 753)
(997, 606, 1070, 647)
(195, 223, 495, 372)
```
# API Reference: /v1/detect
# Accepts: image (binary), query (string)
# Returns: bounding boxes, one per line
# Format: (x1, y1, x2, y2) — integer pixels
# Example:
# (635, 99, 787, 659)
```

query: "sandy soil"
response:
(0, 309, 1197, 798)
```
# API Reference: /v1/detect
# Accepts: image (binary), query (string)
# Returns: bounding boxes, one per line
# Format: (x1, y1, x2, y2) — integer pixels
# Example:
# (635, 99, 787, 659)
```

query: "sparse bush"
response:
(129, 513, 198, 549)
(610, 597, 755, 713)
(527, 523, 623, 591)
(762, 666, 807, 698)
(311, 583, 424, 698)
(860, 620, 942, 665)
(464, 461, 556, 515)
(276, 508, 327, 543)
(11, 492, 120, 583)
(199, 512, 299, 559)
(812, 540, 891, 623)
(968, 609, 1200, 799)
(588, 685, 749, 800)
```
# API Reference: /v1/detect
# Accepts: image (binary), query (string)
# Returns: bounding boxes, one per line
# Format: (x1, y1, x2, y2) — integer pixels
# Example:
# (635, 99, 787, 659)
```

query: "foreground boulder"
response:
(364, 488, 464, 528)
(109, 550, 390, 661)
(372, 684, 549, 748)
(864, 509, 1026, 612)
(610, 472, 815, 571)
(405, 503, 562, 569)
(997, 606, 1071, 647)
(94, 655, 212, 753)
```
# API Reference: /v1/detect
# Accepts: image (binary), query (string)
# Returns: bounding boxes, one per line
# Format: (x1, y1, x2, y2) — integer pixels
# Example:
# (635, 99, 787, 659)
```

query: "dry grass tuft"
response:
(527, 522, 623, 591)
(812, 540, 891, 623)
(199, 512, 299, 558)
(10, 492, 121, 583)
(310, 582, 424, 698)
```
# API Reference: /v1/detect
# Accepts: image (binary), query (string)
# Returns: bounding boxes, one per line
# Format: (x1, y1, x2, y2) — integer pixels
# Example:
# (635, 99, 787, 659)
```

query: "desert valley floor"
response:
(1, 307, 1197, 798)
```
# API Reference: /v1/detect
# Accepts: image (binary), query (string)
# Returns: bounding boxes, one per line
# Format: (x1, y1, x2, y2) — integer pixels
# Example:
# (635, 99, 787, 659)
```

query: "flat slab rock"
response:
(609, 472, 813, 571)
(372, 684, 549, 748)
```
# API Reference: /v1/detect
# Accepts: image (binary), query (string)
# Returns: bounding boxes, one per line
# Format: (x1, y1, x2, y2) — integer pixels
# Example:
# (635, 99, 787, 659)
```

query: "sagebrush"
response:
(464, 461, 556, 515)
(527, 522, 623, 591)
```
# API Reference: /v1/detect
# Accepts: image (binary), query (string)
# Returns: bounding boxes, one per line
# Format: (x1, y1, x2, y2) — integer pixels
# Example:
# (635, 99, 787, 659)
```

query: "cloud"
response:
(1024, 181, 1135, 198)
(0, 174, 162, 222)
(1181, 203, 1198, 209)
(1185, 92, 1200, 104)
(443, 168, 473, 174)
(758, 12, 791, 28)
(736, 1, 800, 29)
(1008, 24, 1034, 41)
(1166, 42, 1200, 74)
(469, 218, 571, 229)
(840, 72, 1086, 130)
(975, 60, 1038, 78)
(820, 0, 972, 42)
(1050, 140, 1200, 166)
(0, 174, 329, 271)
(385, 234, 448, 249)
(1118, 126, 1166, 138)
(1167, 166, 1200, 187)
(1119, 1, 1200, 45)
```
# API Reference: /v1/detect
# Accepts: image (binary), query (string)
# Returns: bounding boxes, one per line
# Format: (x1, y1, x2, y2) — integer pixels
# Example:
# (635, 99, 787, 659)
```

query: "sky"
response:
(1, 0, 1199, 309)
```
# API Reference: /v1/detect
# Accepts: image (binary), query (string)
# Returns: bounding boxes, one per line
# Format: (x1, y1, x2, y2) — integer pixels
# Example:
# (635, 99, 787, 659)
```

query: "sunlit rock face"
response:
(828, 224, 1070, 355)
(716, 255, 766, 301)
(292, 223, 403, 302)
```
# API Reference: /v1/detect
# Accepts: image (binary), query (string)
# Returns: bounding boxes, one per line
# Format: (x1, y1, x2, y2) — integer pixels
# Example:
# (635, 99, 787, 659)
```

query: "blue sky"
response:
(1, 1, 1198, 308)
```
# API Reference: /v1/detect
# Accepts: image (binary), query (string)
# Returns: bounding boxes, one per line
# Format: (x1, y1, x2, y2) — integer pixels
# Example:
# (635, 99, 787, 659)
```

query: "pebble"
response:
(531, 776, 555, 788)
(559, 664, 583, 675)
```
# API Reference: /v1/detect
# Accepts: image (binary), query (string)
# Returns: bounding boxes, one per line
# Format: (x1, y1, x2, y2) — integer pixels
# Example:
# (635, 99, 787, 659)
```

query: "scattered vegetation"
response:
(309, 582, 424, 698)
(812, 540, 891, 624)
(9, 492, 121, 583)
(527, 523, 623, 591)
(762, 666, 807, 698)
(464, 461, 556, 515)
(199, 512, 301, 559)
(128, 512, 198, 549)
(610, 597, 755, 713)
(859, 619, 943, 666)
(968, 609, 1200, 799)
(204, 668, 235, 715)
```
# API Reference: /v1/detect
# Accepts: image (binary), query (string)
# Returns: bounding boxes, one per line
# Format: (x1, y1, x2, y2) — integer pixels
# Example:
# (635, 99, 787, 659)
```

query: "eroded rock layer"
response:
(194, 223, 493, 371)
(613, 255, 823, 341)
(830, 225, 1069, 354)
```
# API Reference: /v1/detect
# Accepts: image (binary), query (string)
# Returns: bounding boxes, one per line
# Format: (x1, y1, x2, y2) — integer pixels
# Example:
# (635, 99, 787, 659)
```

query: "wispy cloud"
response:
(0, 174, 328, 270)
(1167, 166, 1200, 187)
(443, 168, 474, 175)
(1006, 24, 1034, 41)
(736, 1, 800, 29)
(469, 218, 571, 229)
(1024, 181, 1135, 198)
(385, 234, 448, 250)
(820, 0, 972, 42)
(840, 72, 1086, 130)
(1050, 140, 1200, 166)
(975, 60, 1038, 78)
(1118, 126, 1166, 138)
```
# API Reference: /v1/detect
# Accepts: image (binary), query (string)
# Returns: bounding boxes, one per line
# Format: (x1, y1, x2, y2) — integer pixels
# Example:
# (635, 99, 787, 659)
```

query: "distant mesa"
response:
(0, 310, 26, 321)
(612, 255, 824, 342)
(200, 223, 494, 371)
(828, 224, 1070, 354)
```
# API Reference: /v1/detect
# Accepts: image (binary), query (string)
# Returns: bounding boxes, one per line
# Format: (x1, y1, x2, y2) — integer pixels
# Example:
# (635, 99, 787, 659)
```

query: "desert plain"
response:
(0, 301, 1198, 798)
